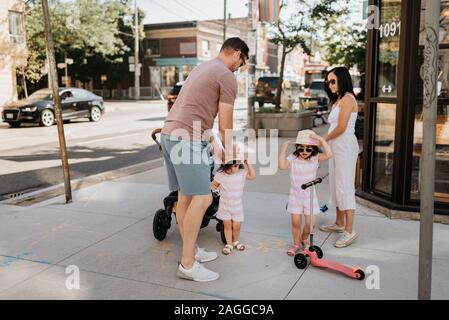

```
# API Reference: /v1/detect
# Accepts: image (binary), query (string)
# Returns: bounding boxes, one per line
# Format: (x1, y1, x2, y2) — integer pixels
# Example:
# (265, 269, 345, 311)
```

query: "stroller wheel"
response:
(309, 245, 324, 259)
(215, 221, 227, 245)
(220, 227, 227, 245)
(153, 209, 168, 241)
(294, 253, 308, 269)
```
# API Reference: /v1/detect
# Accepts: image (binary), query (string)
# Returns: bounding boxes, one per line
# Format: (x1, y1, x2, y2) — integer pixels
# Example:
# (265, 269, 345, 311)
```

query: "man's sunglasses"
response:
(325, 79, 336, 86)
(297, 147, 314, 153)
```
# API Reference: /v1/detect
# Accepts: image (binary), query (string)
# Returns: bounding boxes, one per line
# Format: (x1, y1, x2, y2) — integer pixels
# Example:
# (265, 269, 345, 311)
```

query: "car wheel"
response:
(40, 109, 55, 127)
(89, 106, 102, 122)
(8, 122, 21, 128)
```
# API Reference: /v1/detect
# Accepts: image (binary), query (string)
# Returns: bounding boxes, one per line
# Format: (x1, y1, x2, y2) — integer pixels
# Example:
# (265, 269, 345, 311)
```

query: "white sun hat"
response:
(291, 129, 319, 146)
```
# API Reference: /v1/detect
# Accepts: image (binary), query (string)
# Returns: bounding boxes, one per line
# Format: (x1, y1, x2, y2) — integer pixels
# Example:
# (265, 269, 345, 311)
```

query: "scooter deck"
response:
(303, 249, 363, 280)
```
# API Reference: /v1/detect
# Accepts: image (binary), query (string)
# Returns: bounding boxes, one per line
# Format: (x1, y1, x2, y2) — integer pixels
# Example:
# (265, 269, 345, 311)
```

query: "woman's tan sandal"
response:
(233, 241, 245, 251)
(222, 244, 233, 255)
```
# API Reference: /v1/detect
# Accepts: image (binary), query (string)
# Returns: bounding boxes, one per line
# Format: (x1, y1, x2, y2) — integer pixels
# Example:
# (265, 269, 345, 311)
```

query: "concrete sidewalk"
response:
(1, 135, 449, 300)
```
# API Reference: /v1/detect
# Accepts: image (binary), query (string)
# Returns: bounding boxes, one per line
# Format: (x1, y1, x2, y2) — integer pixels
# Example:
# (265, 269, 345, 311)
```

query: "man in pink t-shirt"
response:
(160, 37, 249, 282)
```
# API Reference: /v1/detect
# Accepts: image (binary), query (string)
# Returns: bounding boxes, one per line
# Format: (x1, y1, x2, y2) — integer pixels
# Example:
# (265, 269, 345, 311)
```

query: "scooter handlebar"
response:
(301, 174, 329, 190)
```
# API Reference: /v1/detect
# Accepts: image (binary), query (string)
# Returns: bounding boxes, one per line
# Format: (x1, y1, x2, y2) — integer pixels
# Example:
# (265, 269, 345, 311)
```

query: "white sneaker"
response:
(319, 224, 345, 233)
(177, 261, 220, 282)
(195, 247, 218, 263)
(335, 231, 358, 248)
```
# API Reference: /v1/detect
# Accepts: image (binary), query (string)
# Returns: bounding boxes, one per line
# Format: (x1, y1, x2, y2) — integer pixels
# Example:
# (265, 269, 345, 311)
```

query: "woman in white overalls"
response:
(319, 67, 359, 248)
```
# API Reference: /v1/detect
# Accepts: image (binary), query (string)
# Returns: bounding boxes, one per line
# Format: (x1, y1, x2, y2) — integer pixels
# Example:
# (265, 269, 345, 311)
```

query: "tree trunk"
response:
(275, 46, 286, 109)
(22, 69, 28, 98)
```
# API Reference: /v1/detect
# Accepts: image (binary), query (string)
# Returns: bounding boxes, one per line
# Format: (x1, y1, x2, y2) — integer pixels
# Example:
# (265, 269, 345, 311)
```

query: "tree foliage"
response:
(22, 0, 132, 84)
(267, 0, 348, 108)
(321, 18, 367, 73)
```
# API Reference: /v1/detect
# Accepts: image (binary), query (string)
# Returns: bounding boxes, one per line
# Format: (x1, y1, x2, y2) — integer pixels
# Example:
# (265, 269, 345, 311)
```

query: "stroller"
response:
(151, 128, 227, 244)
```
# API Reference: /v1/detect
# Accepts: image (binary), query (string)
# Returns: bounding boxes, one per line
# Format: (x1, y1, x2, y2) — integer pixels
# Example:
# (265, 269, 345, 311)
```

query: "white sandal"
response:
(222, 244, 233, 255)
(233, 241, 245, 251)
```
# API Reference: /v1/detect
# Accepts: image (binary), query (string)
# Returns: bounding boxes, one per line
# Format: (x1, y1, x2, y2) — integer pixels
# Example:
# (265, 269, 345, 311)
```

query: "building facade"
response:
(142, 18, 278, 97)
(142, 19, 247, 97)
(360, 0, 449, 215)
(0, 0, 27, 106)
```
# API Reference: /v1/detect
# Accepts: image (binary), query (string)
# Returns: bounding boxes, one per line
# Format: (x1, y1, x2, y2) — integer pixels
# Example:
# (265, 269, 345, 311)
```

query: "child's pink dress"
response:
(287, 155, 320, 215)
(214, 169, 247, 222)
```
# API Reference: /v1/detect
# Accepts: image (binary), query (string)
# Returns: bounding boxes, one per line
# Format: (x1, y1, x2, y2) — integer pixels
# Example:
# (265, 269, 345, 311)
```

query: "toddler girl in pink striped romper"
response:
(279, 130, 333, 256)
(211, 156, 256, 255)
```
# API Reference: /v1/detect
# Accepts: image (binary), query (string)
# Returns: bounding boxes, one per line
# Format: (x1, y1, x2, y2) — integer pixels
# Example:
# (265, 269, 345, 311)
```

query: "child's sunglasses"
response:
(297, 147, 314, 153)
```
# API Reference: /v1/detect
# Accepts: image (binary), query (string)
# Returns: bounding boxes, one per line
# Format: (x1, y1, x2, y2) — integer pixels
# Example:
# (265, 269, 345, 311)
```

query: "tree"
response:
(322, 19, 367, 74)
(268, 0, 348, 109)
(21, 0, 131, 86)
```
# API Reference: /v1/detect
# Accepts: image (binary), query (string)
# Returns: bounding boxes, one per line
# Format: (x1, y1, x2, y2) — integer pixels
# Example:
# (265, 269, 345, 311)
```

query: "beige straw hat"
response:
(223, 144, 244, 164)
(290, 129, 319, 146)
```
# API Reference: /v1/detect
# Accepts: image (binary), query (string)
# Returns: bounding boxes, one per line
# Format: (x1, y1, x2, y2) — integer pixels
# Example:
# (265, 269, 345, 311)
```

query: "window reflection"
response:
(373, 103, 397, 194)
(412, 1, 449, 202)
(376, 0, 402, 97)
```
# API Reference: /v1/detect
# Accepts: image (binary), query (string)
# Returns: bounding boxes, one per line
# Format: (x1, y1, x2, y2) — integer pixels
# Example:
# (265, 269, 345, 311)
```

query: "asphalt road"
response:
(0, 99, 248, 200)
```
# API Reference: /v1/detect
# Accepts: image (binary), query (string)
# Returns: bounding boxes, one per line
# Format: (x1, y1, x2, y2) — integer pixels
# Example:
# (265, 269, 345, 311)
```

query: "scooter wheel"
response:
(294, 253, 308, 269)
(354, 269, 365, 280)
(309, 245, 323, 259)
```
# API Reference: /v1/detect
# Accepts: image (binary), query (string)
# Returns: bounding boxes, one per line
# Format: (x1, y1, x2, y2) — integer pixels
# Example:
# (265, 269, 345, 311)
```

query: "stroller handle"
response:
(151, 128, 162, 151)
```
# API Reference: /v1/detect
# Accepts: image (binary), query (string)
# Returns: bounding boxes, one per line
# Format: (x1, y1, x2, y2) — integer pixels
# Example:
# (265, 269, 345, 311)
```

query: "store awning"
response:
(153, 57, 201, 67)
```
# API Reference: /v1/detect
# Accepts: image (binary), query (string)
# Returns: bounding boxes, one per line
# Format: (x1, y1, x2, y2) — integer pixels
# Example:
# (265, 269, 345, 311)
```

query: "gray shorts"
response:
(160, 134, 212, 196)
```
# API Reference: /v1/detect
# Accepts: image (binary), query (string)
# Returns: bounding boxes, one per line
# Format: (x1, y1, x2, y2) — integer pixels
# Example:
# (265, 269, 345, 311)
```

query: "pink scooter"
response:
(294, 175, 365, 280)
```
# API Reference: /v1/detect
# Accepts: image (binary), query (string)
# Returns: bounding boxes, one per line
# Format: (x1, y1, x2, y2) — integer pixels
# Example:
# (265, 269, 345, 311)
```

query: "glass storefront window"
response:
(182, 65, 194, 81)
(411, 0, 449, 203)
(376, 0, 402, 97)
(438, 1, 449, 45)
(161, 66, 178, 87)
(373, 103, 397, 194)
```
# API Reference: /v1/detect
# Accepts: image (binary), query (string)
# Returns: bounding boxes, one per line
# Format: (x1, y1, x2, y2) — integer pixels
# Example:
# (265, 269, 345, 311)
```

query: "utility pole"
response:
(418, 0, 440, 300)
(41, 0, 72, 203)
(134, 0, 140, 100)
(223, 0, 227, 41)
(247, 0, 257, 130)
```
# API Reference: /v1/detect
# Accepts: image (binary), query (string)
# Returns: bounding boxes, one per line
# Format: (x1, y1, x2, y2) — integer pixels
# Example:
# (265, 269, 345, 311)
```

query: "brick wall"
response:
(160, 37, 197, 57)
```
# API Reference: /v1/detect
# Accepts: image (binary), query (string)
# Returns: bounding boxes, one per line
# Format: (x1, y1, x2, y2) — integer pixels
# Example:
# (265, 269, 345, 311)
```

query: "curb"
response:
(356, 196, 449, 225)
(1, 157, 164, 207)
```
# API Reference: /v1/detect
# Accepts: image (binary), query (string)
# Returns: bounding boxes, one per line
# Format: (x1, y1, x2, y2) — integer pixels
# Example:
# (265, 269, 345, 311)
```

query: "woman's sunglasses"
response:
(297, 147, 314, 153)
(325, 79, 336, 86)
